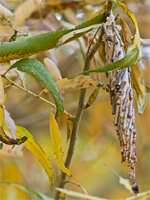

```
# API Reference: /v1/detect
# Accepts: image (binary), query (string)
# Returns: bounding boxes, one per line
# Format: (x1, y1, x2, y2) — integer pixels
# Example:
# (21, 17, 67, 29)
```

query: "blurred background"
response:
(0, 0, 149, 199)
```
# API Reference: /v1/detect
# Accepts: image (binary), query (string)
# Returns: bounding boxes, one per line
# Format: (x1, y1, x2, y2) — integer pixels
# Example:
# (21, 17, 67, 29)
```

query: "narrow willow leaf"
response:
(0, 12, 105, 62)
(56, 75, 102, 90)
(49, 113, 71, 177)
(131, 64, 147, 114)
(8, 58, 64, 118)
(82, 46, 139, 74)
(55, 188, 107, 200)
(16, 125, 54, 189)
(0, 3, 15, 26)
(1, 182, 53, 200)
(112, 0, 142, 62)
(0, 75, 4, 104)
(145, 85, 150, 93)
(84, 88, 100, 109)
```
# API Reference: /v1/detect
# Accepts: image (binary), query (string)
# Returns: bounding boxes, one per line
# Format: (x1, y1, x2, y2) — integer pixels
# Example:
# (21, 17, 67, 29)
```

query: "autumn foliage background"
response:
(0, 0, 150, 199)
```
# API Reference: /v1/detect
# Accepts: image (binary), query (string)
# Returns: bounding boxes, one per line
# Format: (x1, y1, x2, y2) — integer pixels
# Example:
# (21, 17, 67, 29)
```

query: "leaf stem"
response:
(2, 75, 73, 119)
(54, 28, 103, 200)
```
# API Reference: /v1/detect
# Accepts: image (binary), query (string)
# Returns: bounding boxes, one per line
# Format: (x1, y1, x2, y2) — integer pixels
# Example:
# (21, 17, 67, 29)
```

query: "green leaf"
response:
(1, 182, 53, 200)
(0, 143, 3, 149)
(0, 12, 105, 62)
(49, 113, 71, 177)
(16, 125, 54, 189)
(8, 58, 64, 118)
(82, 46, 139, 74)
(131, 64, 147, 114)
(145, 85, 150, 93)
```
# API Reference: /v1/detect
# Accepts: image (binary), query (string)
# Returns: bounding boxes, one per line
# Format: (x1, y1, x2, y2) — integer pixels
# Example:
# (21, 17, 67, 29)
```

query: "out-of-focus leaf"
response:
(4, 109, 17, 139)
(0, 3, 15, 26)
(16, 125, 54, 189)
(13, 0, 40, 26)
(125, 191, 150, 200)
(0, 75, 4, 105)
(131, 64, 147, 114)
(145, 85, 150, 93)
(7, 58, 64, 118)
(1, 182, 53, 200)
(82, 46, 139, 74)
(102, 162, 133, 194)
(55, 188, 107, 200)
(0, 143, 3, 149)
(49, 113, 71, 177)
(0, 26, 29, 37)
(56, 75, 102, 90)
(44, 58, 62, 82)
(13, 68, 27, 88)
(84, 88, 100, 109)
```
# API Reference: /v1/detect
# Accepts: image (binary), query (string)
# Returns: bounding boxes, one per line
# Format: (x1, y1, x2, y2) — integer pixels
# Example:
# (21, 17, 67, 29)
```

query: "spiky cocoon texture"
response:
(102, 13, 138, 190)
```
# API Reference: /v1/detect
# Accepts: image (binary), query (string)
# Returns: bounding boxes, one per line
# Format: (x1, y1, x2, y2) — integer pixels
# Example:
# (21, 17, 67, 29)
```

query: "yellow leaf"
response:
(56, 75, 101, 91)
(16, 125, 54, 189)
(112, 1, 142, 62)
(49, 113, 71, 177)
(131, 64, 147, 114)
(0, 105, 4, 126)
(0, 75, 4, 105)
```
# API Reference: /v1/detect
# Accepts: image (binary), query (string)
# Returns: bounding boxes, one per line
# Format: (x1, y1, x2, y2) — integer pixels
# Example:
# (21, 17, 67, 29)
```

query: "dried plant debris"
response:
(102, 13, 138, 193)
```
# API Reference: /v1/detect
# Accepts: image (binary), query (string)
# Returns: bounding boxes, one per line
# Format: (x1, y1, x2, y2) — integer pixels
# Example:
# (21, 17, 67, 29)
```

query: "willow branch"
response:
(2, 75, 73, 119)
(54, 28, 103, 200)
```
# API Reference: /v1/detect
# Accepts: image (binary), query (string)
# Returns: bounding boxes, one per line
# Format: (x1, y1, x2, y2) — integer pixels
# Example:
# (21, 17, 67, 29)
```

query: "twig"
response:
(2, 75, 73, 119)
(64, 180, 89, 195)
(106, 0, 113, 17)
(54, 26, 103, 200)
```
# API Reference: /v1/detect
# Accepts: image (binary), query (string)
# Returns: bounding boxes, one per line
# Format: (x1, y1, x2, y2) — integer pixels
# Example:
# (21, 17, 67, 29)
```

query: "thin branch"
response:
(106, 0, 113, 17)
(2, 75, 73, 119)
(54, 27, 103, 200)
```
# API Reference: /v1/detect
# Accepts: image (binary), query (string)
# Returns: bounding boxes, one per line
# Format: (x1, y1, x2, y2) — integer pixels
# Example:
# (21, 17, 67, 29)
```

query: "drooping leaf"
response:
(55, 188, 107, 200)
(0, 75, 4, 104)
(112, 0, 142, 62)
(0, 3, 15, 26)
(16, 125, 54, 189)
(49, 113, 71, 177)
(84, 88, 100, 109)
(1, 182, 53, 200)
(56, 75, 102, 91)
(7, 58, 64, 118)
(82, 46, 139, 74)
(131, 64, 147, 114)
(145, 85, 150, 93)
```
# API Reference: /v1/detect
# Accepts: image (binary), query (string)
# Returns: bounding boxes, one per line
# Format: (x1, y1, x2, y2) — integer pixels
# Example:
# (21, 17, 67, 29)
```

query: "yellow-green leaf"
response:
(56, 75, 102, 91)
(49, 113, 71, 177)
(16, 125, 54, 189)
(0, 75, 4, 105)
(112, 1, 142, 62)
(84, 88, 100, 109)
(131, 64, 147, 114)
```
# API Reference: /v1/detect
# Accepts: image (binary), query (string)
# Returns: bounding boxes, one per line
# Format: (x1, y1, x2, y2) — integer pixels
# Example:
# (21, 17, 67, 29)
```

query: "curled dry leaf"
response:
(0, 3, 15, 26)
(0, 26, 29, 37)
(56, 75, 102, 91)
